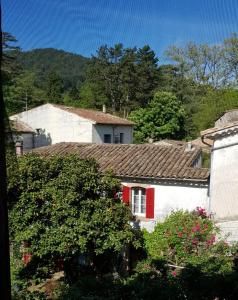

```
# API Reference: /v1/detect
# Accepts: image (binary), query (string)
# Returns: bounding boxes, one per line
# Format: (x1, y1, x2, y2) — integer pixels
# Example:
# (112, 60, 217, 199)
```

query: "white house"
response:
(10, 104, 134, 149)
(8, 119, 35, 151)
(201, 121, 238, 242)
(33, 142, 209, 232)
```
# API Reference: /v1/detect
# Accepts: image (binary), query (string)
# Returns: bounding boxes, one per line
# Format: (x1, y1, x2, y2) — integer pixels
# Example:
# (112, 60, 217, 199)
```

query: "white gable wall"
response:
(210, 133, 238, 220)
(11, 104, 134, 147)
(11, 104, 94, 147)
(122, 180, 208, 232)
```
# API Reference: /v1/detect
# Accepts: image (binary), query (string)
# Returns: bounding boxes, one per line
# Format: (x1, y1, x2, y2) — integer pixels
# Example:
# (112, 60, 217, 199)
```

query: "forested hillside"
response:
(2, 32, 238, 140)
(17, 48, 89, 89)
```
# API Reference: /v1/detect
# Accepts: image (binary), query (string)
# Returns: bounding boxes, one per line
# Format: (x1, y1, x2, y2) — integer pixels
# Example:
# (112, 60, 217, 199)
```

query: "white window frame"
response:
(131, 187, 146, 216)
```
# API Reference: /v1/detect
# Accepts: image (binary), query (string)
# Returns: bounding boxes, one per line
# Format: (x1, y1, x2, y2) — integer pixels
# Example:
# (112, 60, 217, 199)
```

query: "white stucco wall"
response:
(11, 104, 134, 146)
(11, 104, 94, 147)
(216, 221, 238, 243)
(122, 180, 208, 232)
(210, 133, 238, 220)
(92, 124, 133, 144)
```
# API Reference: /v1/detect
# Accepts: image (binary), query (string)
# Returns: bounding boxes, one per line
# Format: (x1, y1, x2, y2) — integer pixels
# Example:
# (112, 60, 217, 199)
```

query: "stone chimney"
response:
(102, 105, 106, 113)
(185, 141, 193, 152)
(15, 141, 23, 156)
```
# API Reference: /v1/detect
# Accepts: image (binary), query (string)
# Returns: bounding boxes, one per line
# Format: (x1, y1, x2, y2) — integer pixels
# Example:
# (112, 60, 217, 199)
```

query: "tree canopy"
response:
(129, 91, 186, 143)
(2, 31, 238, 138)
(9, 155, 139, 278)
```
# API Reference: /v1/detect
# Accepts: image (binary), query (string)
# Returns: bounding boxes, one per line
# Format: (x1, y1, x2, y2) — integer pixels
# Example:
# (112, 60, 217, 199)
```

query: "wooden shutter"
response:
(146, 188, 154, 218)
(122, 186, 131, 205)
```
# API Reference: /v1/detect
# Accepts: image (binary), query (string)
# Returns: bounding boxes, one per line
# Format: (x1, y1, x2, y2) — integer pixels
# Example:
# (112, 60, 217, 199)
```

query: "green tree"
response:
(84, 44, 159, 113)
(135, 45, 160, 107)
(193, 88, 238, 133)
(2, 32, 21, 83)
(45, 71, 64, 103)
(78, 81, 107, 109)
(85, 44, 124, 112)
(224, 33, 238, 84)
(165, 34, 238, 88)
(4, 71, 46, 114)
(9, 155, 138, 281)
(129, 91, 186, 143)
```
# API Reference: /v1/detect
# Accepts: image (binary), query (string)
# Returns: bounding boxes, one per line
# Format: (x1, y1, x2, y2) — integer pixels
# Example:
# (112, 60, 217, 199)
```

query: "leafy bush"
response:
(9, 154, 140, 293)
(143, 209, 233, 274)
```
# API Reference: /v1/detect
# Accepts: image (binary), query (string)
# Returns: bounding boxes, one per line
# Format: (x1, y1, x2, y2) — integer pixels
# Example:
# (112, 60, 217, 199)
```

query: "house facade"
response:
(201, 121, 238, 242)
(33, 142, 209, 232)
(8, 120, 35, 151)
(10, 104, 134, 149)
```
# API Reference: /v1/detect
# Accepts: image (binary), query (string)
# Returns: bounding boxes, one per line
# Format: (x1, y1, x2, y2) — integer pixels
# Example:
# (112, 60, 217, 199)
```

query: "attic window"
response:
(104, 134, 111, 143)
(114, 133, 124, 144)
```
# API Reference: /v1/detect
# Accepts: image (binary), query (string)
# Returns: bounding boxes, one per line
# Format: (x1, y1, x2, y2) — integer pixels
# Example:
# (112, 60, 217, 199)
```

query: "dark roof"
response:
(52, 104, 134, 126)
(31, 142, 209, 182)
(201, 122, 238, 140)
(9, 120, 34, 133)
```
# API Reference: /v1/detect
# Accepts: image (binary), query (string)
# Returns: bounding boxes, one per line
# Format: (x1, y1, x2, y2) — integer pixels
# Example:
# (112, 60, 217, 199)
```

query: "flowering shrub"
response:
(143, 209, 233, 274)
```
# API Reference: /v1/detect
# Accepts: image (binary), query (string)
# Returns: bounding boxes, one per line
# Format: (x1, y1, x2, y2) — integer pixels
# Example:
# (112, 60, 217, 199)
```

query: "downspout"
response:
(201, 134, 213, 216)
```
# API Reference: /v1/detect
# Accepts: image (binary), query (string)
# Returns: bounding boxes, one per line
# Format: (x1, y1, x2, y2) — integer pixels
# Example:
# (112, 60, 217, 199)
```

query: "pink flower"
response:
(171, 271, 177, 277)
(192, 238, 198, 245)
(192, 224, 201, 232)
(177, 232, 183, 238)
(196, 207, 207, 218)
(206, 235, 216, 246)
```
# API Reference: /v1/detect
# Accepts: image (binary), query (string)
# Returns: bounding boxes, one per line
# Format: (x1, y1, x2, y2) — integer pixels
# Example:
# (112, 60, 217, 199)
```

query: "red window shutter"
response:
(122, 186, 131, 205)
(146, 188, 154, 218)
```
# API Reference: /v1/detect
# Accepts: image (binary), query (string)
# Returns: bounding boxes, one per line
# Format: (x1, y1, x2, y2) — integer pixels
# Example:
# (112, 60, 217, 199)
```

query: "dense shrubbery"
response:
(51, 210, 238, 300)
(10, 171, 238, 299)
(9, 154, 140, 297)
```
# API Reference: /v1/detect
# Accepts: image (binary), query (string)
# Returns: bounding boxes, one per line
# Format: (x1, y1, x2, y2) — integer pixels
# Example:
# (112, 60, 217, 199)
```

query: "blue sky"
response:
(2, 0, 238, 61)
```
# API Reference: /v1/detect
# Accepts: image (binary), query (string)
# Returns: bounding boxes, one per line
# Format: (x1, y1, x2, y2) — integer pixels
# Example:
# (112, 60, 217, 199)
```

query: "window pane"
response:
(114, 134, 120, 143)
(133, 193, 139, 213)
(120, 133, 124, 143)
(104, 134, 111, 143)
(141, 193, 146, 214)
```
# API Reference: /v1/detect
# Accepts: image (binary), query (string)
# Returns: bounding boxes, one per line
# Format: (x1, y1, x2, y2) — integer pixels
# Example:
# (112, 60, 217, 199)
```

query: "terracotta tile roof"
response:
(9, 120, 34, 133)
(154, 139, 187, 148)
(201, 122, 238, 140)
(154, 138, 212, 153)
(52, 104, 134, 126)
(215, 109, 238, 122)
(32, 142, 209, 181)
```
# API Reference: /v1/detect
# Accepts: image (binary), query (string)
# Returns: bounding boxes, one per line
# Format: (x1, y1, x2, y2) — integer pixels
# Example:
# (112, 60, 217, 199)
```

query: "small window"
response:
(114, 133, 124, 144)
(132, 187, 146, 216)
(114, 134, 120, 144)
(104, 134, 112, 143)
(120, 133, 124, 143)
